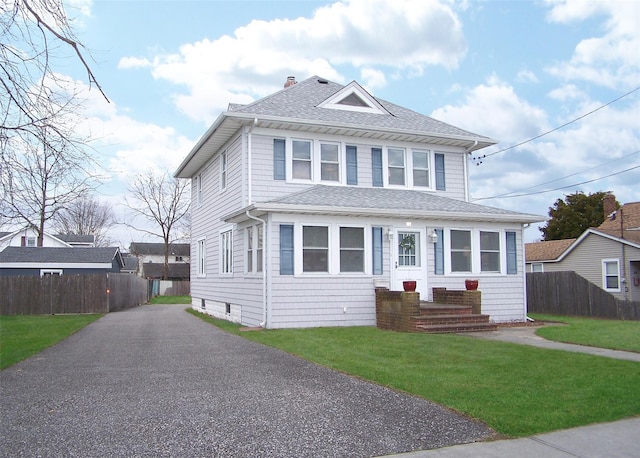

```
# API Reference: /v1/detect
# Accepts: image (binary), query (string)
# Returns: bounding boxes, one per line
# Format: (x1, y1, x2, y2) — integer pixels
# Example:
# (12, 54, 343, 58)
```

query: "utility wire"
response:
(472, 163, 640, 200)
(475, 150, 640, 200)
(471, 85, 640, 164)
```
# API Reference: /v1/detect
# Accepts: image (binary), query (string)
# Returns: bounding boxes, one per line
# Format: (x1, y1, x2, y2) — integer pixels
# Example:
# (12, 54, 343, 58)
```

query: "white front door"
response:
(392, 228, 426, 297)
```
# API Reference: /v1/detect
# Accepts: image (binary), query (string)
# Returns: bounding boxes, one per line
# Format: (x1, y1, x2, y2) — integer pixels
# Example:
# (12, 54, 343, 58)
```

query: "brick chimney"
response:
(284, 76, 297, 88)
(603, 193, 617, 219)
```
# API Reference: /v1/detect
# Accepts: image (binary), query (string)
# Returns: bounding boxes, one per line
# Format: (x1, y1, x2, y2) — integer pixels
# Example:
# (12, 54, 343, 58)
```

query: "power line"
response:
(471, 85, 640, 164)
(472, 163, 640, 201)
(475, 150, 640, 200)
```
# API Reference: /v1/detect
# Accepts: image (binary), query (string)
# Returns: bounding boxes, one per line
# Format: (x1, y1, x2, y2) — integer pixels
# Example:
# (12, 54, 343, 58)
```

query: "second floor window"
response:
(412, 150, 430, 187)
(292, 140, 312, 179)
(387, 148, 405, 186)
(320, 143, 340, 182)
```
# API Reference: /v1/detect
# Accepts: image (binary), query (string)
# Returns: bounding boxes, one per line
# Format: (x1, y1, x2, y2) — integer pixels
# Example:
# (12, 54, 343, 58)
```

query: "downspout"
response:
(463, 141, 477, 202)
(246, 210, 268, 327)
(246, 118, 258, 205)
(620, 207, 628, 300)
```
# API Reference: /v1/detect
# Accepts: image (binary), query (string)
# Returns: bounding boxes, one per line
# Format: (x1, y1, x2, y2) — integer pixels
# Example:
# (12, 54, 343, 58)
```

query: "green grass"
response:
(0, 314, 103, 370)
(187, 309, 640, 438)
(149, 295, 192, 304)
(529, 314, 640, 352)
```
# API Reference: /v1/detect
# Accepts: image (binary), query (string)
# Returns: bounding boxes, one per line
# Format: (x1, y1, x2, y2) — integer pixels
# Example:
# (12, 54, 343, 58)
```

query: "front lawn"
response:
(530, 314, 640, 352)
(0, 314, 103, 370)
(188, 309, 640, 438)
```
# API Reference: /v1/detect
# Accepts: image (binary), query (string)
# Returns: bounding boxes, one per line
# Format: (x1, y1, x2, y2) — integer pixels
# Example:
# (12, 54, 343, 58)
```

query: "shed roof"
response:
(225, 185, 544, 224)
(0, 246, 123, 266)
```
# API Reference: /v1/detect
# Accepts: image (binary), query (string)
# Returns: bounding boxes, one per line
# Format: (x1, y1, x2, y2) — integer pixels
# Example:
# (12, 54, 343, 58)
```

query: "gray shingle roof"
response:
(0, 247, 121, 264)
(129, 243, 190, 256)
(246, 185, 543, 223)
(55, 234, 95, 244)
(231, 76, 492, 140)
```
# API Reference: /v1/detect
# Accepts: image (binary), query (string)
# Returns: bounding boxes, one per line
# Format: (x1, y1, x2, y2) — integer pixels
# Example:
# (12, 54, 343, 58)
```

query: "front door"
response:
(392, 229, 426, 296)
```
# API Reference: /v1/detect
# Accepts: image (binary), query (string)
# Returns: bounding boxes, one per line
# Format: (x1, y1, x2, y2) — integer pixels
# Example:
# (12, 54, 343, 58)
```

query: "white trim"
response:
(40, 269, 63, 277)
(602, 258, 621, 292)
(317, 81, 387, 115)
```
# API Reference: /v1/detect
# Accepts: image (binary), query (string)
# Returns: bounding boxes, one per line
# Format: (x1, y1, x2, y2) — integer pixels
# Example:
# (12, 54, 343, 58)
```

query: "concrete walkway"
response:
(458, 325, 640, 362)
(393, 416, 640, 457)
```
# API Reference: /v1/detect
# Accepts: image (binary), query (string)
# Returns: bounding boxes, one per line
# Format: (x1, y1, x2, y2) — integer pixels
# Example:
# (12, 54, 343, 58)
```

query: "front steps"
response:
(411, 302, 498, 334)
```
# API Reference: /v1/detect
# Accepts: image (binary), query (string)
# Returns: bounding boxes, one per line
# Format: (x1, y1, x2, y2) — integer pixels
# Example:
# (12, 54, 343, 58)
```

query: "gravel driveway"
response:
(0, 304, 494, 457)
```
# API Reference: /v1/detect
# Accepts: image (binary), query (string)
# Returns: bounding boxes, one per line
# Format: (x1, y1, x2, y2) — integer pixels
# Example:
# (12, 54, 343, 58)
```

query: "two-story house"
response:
(175, 76, 542, 328)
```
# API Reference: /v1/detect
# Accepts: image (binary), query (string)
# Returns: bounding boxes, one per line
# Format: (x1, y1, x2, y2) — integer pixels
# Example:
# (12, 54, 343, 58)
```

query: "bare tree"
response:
(1, 0, 108, 141)
(1, 0, 108, 242)
(53, 195, 116, 246)
(126, 170, 191, 280)
(0, 127, 95, 245)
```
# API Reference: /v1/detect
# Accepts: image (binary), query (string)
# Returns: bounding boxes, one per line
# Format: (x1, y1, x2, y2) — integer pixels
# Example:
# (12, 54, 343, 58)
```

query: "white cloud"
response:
(544, 0, 640, 89)
(431, 75, 549, 143)
(118, 56, 152, 70)
(516, 69, 539, 83)
(547, 84, 587, 101)
(121, 0, 466, 124)
(360, 67, 387, 90)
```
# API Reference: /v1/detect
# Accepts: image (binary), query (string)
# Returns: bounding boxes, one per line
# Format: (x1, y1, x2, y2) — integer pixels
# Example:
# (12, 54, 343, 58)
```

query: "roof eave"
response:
(225, 203, 543, 224)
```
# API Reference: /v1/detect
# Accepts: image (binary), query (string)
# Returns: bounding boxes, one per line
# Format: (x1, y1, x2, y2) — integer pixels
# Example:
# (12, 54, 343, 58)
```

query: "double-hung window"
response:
(480, 231, 500, 272)
(292, 140, 312, 180)
(339, 227, 364, 272)
(197, 239, 206, 276)
(320, 142, 340, 182)
(602, 259, 620, 291)
(412, 150, 430, 187)
(246, 225, 264, 274)
(450, 230, 472, 272)
(195, 174, 202, 206)
(221, 230, 233, 274)
(387, 148, 406, 185)
(302, 226, 328, 272)
(246, 227, 254, 273)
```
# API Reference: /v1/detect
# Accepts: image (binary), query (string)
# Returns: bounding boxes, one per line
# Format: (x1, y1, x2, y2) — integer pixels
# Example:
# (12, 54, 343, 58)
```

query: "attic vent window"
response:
(338, 92, 369, 107)
(317, 81, 387, 115)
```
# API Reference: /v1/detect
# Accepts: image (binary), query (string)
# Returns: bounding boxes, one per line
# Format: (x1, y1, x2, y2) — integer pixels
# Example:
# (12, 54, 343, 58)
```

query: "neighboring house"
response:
(128, 242, 191, 279)
(175, 75, 542, 328)
(54, 234, 96, 247)
(525, 195, 640, 302)
(121, 254, 139, 275)
(0, 247, 124, 277)
(0, 228, 74, 249)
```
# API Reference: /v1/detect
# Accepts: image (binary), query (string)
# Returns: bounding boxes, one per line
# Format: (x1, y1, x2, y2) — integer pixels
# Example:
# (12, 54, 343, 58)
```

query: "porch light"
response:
(387, 228, 394, 240)
(429, 229, 438, 244)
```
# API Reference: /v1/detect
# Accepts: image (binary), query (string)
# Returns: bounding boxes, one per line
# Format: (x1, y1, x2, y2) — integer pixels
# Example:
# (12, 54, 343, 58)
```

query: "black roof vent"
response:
(317, 78, 328, 84)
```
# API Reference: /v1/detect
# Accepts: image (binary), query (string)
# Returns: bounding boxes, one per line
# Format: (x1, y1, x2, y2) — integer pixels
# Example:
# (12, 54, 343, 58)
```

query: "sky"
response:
(46, 0, 640, 248)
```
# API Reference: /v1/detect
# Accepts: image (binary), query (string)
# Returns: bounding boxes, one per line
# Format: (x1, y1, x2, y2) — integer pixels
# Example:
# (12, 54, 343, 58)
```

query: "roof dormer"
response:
(317, 81, 388, 115)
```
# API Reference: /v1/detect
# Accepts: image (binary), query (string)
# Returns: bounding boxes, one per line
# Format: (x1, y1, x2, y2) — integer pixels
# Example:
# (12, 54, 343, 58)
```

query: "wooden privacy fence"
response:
(0, 273, 149, 315)
(148, 280, 190, 297)
(527, 271, 640, 320)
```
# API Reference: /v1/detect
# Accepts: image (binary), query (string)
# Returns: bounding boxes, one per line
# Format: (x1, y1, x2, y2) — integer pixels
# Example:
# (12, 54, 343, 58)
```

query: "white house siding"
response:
(190, 133, 248, 314)
(248, 131, 468, 202)
(270, 276, 376, 328)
